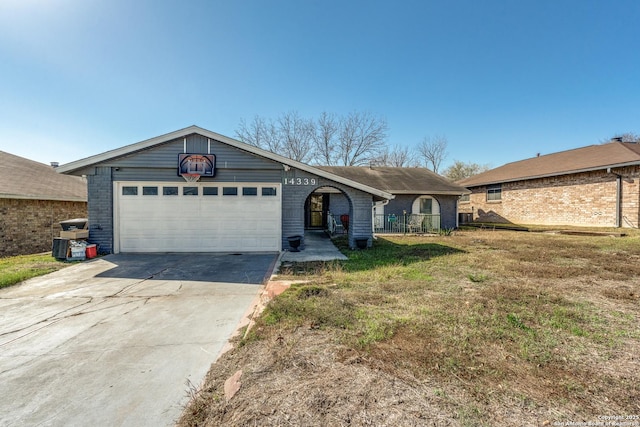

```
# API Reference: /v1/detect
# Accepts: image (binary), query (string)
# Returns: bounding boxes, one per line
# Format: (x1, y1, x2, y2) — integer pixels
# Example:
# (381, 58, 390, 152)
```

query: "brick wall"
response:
(0, 198, 87, 257)
(621, 167, 640, 228)
(459, 167, 640, 228)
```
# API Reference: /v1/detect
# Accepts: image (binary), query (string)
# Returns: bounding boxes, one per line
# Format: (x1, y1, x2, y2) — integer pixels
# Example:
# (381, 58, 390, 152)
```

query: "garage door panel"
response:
(117, 182, 281, 252)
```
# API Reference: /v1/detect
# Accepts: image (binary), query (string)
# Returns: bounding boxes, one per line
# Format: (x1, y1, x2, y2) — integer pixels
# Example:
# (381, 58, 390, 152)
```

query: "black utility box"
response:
(52, 238, 70, 260)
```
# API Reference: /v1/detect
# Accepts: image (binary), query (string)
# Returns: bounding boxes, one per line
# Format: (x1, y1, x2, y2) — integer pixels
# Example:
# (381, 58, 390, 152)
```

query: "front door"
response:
(306, 193, 328, 228)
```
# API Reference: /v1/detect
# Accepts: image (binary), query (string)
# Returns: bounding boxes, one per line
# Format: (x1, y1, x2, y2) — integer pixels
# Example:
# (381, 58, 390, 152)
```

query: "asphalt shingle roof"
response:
(0, 151, 87, 201)
(316, 166, 468, 195)
(458, 142, 640, 187)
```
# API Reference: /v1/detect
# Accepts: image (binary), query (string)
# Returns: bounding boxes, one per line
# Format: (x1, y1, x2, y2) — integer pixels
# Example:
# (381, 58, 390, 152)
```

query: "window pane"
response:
(163, 186, 178, 196)
(487, 185, 502, 201)
(122, 186, 138, 196)
(183, 186, 198, 196)
(262, 187, 277, 196)
(223, 187, 238, 196)
(143, 186, 158, 196)
(203, 187, 218, 196)
(420, 198, 432, 214)
(242, 187, 258, 196)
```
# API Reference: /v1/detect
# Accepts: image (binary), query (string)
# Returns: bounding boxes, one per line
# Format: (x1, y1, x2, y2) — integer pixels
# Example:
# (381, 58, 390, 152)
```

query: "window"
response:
(411, 196, 440, 216)
(183, 186, 198, 196)
(143, 186, 158, 196)
(487, 184, 502, 201)
(262, 187, 277, 196)
(420, 198, 433, 215)
(459, 194, 470, 202)
(163, 186, 178, 196)
(203, 187, 218, 196)
(242, 187, 258, 196)
(223, 187, 238, 196)
(122, 186, 138, 196)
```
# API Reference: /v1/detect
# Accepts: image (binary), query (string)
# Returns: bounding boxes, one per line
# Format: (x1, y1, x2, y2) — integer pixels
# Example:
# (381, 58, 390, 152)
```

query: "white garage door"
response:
(115, 182, 281, 253)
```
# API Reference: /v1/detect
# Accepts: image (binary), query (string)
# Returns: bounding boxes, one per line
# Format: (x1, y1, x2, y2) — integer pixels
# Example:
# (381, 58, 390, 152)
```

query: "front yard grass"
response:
(0, 253, 70, 289)
(181, 230, 640, 426)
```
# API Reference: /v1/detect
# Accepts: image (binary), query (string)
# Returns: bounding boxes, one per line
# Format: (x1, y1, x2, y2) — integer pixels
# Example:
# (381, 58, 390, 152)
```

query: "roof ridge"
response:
(498, 143, 604, 167)
(617, 141, 640, 158)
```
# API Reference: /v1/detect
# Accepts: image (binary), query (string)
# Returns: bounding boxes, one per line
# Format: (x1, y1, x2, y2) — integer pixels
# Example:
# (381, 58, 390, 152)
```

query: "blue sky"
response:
(0, 0, 638, 170)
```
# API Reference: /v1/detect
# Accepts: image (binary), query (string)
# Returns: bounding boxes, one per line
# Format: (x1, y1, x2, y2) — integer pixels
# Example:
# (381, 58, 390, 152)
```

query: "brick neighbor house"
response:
(457, 141, 640, 228)
(0, 151, 87, 257)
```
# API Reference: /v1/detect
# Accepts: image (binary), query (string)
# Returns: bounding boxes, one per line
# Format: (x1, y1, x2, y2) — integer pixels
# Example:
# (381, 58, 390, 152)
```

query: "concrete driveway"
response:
(0, 253, 278, 427)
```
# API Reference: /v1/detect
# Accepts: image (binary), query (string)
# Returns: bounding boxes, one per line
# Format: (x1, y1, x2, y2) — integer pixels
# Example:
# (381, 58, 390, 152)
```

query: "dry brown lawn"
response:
(178, 230, 640, 426)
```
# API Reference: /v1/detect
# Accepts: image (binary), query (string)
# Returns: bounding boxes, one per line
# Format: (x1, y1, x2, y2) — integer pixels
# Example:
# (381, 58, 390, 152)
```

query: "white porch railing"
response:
(373, 213, 441, 234)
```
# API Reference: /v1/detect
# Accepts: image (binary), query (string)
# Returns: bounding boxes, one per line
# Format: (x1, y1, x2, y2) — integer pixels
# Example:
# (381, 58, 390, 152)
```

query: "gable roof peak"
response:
(56, 126, 394, 200)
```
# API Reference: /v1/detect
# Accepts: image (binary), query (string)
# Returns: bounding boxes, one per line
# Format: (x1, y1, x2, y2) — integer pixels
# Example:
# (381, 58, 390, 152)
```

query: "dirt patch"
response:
(180, 328, 464, 426)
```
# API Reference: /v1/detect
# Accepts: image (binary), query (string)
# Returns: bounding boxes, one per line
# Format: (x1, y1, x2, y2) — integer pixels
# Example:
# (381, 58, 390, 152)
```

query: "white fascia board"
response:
(57, 125, 394, 200)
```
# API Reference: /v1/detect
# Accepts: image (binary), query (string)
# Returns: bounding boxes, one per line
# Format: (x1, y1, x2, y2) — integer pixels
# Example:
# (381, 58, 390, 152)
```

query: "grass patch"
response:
(261, 283, 356, 330)
(186, 230, 640, 426)
(289, 232, 638, 421)
(0, 253, 71, 289)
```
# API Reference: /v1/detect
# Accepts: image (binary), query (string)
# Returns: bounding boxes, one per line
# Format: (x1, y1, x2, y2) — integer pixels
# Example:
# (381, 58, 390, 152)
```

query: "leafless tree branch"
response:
(417, 135, 448, 173)
(338, 111, 388, 166)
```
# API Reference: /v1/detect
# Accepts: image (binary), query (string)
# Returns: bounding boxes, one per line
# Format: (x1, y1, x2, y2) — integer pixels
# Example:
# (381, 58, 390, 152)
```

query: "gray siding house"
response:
(318, 166, 468, 233)
(57, 126, 468, 254)
(57, 126, 392, 253)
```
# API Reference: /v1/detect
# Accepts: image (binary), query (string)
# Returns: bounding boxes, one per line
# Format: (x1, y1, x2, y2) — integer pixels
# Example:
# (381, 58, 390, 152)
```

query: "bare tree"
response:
(376, 144, 418, 167)
(236, 111, 388, 165)
(236, 112, 314, 163)
(442, 160, 491, 182)
(235, 116, 281, 154)
(312, 112, 339, 165)
(416, 135, 448, 173)
(277, 111, 315, 163)
(337, 111, 388, 166)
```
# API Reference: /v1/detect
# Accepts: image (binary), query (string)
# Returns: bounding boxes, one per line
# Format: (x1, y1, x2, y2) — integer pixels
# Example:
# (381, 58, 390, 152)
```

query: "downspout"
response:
(607, 168, 622, 228)
(372, 199, 390, 237)
(456, 195, 460, 228)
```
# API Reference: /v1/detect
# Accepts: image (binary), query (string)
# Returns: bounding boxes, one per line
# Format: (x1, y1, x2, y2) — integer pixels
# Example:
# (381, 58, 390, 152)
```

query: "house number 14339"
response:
(285, 178, 317, 185)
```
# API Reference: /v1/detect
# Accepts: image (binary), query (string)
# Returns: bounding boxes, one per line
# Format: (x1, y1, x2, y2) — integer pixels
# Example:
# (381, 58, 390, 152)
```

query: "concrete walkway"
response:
(280, 230, 348, 262)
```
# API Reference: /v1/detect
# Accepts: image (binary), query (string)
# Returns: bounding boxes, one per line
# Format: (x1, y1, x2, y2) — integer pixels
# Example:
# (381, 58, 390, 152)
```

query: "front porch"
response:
(281, 230, 348, 262)
(326, 211, 442, 236)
